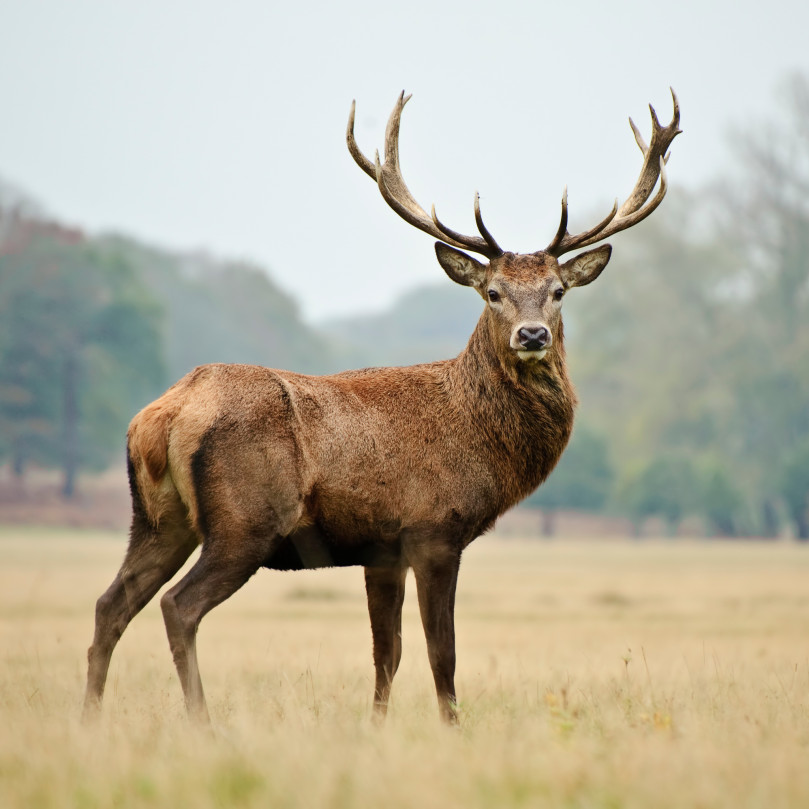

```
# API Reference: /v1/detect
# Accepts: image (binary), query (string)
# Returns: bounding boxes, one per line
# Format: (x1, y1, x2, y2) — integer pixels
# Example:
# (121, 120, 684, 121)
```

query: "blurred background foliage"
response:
(0, 74, 807, 538)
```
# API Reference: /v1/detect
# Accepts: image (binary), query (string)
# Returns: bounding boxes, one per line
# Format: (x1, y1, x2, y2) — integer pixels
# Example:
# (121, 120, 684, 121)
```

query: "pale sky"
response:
(1, 1, 807, 321)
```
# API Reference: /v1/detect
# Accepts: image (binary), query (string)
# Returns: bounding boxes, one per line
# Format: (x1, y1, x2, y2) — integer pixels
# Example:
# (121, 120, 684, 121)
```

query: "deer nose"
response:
(517, 326, 550, 351)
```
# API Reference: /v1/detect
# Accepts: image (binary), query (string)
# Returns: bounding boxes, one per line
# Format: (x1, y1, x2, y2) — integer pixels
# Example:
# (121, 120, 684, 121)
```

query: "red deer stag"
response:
(83, 91, 681, 725)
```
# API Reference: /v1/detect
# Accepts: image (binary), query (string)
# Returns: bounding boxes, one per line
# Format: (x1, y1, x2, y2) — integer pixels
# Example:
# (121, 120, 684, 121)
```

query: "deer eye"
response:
(553, 287, 564, 301)
(487, 289, 500, 303)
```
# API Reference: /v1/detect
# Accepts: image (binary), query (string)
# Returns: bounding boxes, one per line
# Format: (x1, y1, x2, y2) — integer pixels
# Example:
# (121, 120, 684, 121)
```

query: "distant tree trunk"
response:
(61, 351, 79, 499)
(12, 439, 25, 479)
(761, 499, 780, 538)
(540, 509, 556, 538)
(795, 506, 809, 541)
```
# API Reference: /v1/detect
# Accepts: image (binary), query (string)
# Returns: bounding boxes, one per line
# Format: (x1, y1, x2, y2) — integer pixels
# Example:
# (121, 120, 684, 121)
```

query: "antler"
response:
(545, 88, 682, 258)
(347, 92, 503, 259)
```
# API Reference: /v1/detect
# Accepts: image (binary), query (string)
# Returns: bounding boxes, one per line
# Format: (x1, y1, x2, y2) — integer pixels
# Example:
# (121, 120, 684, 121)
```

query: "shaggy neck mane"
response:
(445, 308, 577, 509)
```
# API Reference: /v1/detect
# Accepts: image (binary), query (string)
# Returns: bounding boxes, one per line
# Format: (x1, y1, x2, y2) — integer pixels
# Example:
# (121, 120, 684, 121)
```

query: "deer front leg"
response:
(364, 565, 407, 719)
(410, 547, 461, 724)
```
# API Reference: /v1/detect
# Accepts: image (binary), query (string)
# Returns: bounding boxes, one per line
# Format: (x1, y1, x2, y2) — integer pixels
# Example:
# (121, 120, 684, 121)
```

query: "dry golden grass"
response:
(1, 526, 809, 808)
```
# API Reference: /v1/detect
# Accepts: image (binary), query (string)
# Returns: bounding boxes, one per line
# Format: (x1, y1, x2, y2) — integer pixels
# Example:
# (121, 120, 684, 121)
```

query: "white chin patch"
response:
(517, 349, 548, 363)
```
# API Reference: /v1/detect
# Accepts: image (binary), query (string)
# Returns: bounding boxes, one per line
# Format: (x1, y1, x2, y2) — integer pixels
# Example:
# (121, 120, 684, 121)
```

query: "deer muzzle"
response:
(511, 323, 552, 361)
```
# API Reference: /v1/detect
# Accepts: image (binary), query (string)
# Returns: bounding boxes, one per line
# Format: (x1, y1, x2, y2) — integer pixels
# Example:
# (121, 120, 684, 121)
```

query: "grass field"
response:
(1, 526, 808, 808)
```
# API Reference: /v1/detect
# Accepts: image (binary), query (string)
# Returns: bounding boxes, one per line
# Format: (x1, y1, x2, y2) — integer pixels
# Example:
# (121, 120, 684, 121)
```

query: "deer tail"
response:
(127, 399, 176, 528)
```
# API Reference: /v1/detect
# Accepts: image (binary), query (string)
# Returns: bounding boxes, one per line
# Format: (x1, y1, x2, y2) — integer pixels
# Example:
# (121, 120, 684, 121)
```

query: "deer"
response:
(82, 90, 681, 725)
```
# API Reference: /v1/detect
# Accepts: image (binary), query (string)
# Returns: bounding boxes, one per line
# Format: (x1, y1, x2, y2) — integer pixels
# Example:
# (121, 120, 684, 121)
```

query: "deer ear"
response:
(558, 244, 612, 288)
(435, 243, 487, 289)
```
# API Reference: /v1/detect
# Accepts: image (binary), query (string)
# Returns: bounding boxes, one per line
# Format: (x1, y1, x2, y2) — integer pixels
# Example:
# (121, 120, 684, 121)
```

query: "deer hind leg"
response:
(82, 501, 199, 720)
(410, 545, 461, 724)
(159, 532, 275, 723)
(364, 565, 407, 720)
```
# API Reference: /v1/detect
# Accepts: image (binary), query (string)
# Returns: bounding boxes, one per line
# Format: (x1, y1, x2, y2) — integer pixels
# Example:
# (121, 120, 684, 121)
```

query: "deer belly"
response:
(263, 525, 403, 570)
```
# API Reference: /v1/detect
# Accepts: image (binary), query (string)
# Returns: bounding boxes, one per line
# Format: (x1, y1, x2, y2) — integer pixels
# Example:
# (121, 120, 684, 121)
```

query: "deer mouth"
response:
(516, 348, 548, 363)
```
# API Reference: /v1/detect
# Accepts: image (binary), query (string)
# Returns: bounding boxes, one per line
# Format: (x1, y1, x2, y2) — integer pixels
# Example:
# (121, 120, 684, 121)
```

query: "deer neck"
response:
(447, 309, 577, 504)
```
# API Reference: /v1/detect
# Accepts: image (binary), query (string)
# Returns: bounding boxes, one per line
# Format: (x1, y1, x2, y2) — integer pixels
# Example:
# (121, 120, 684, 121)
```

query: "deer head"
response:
(347, 91, 681, 366)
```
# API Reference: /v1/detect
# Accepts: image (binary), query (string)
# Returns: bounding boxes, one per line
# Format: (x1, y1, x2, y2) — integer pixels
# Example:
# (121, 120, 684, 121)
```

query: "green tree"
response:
(696, 459, 745, 537)
(617, 455, 701, 535)
(0, 218, 165, 495)
(778, 441, 809, 539)
(714, 73, 809, 533)
(326, 282, 482, 369)
(0, 284, 62, 475)
(102, 236, 328, 378)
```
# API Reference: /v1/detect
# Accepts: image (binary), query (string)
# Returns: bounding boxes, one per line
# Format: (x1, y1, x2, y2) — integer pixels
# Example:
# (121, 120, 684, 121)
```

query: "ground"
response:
(1, 527, 808, 808)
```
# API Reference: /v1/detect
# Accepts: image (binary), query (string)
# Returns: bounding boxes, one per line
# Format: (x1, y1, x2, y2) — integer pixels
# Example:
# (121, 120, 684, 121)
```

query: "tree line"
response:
(0, 214, 323, 497)
(0, 74, 807, 537)
(527, 75, 809, 538)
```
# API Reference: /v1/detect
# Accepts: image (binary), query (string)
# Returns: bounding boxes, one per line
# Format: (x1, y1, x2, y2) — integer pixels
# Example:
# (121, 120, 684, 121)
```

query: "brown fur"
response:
(82, 244, 615, 725)
(82, 87, 679, 724)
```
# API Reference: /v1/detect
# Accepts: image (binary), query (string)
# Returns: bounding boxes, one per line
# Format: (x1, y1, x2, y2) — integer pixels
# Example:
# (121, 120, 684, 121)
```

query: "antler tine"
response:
(546, 186, 569, 256)
(616, 87, 680, 218)
(376, 93, 443, 238)
(545, 88, 681, 257)
(430, 193, 502, 256)
(347, 93, 502, 259)
(545, 187, 619, 258)
(629, 117, 648, 154)
(474, 192, 503, 255)
(382, 91, 412, 171)
(346, 100, 377, 181)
